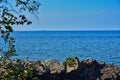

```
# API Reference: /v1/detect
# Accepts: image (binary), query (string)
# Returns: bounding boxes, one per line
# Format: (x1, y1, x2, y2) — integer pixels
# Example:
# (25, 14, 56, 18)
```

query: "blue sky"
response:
(14, 0, 120, 30)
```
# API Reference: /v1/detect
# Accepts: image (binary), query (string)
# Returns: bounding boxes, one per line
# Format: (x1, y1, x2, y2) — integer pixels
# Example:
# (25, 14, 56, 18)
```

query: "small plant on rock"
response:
(64, 57, 75, 66)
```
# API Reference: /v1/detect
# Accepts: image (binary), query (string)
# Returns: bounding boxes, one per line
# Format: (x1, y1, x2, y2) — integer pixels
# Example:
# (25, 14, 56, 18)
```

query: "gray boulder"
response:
(32, 59, 65, 75)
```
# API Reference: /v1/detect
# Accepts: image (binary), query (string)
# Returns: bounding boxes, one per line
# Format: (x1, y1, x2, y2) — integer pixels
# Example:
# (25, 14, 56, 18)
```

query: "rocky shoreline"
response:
(0, 57, 120, 80)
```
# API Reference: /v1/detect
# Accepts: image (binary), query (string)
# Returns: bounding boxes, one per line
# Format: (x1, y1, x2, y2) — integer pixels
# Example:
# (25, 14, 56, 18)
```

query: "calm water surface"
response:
(1, 31, 120, 65)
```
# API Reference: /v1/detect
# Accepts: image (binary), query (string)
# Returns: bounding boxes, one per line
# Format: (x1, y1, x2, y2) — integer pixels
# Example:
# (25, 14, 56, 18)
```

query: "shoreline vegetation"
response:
(0, 57, 120, 80)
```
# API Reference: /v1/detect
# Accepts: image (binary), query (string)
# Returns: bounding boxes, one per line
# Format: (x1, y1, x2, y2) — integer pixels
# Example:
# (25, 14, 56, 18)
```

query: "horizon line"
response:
(14, 30, 120, 31)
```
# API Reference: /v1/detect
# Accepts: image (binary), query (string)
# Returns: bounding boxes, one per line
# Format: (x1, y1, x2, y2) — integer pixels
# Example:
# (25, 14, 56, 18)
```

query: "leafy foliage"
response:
(2, 37, 17, 60)
(0, 0, 41, 60)
(64, 57, 75, 66)
(0, 60, 39, 80)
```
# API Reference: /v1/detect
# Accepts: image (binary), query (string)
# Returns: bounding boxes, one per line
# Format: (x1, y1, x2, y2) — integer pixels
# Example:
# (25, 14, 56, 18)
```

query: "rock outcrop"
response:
(32, 59, 65, 75)
(0, 57, 120, 80)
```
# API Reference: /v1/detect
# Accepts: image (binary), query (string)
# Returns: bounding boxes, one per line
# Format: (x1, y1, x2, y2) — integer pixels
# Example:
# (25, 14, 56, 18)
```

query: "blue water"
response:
(1, 31, 120, 65)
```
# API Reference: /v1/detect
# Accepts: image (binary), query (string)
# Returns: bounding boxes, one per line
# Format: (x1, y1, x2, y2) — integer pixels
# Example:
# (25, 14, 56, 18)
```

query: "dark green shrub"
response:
(64, 57, 75, 66)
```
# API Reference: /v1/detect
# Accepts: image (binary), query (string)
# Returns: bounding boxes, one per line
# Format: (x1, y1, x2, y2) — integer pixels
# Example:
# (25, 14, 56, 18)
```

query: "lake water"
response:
(1, 31, 120, 65)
